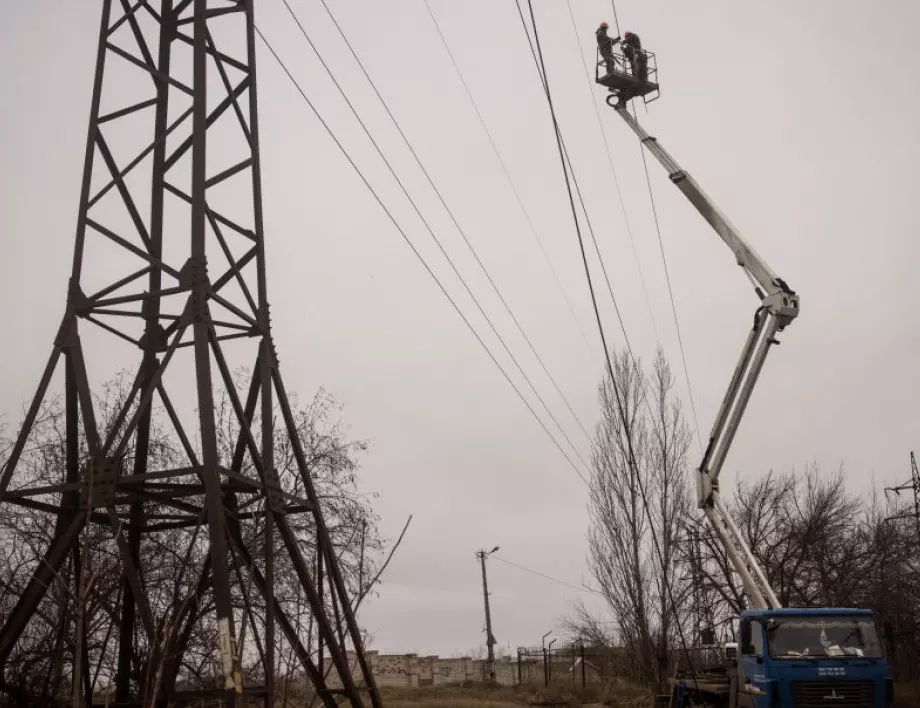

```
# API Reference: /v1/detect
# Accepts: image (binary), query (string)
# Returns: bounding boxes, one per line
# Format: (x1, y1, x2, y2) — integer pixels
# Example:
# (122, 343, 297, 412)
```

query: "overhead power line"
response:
(633, 120, 704, 450)
(522, 3, 709, 698)
(563, 0, 661, 346)
(518, 1, 616, 452)
(253, 26, 589, 483)
(422, 0, 598, 360)
(513, 0, 643, 404)
(609, 0, 622, 36)
(313, 0, 594, 447)
(276, 0, 592, 479)
(560, 141, 634, 361)
(520, 0, 703, 456)
(492, 555, 602, 596)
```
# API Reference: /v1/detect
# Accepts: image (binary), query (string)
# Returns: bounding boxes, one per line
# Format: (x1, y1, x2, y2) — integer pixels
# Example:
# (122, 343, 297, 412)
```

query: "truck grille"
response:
(791, 680, 874, 707)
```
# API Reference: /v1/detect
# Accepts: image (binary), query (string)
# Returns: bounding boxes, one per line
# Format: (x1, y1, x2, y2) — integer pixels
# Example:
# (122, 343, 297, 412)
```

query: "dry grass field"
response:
(378, 682, 651, 708)
(378, 681, 920, 707)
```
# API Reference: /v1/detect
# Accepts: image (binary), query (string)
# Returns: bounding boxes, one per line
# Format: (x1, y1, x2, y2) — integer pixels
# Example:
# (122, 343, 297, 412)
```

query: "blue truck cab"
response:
(736, 607, 893, 707)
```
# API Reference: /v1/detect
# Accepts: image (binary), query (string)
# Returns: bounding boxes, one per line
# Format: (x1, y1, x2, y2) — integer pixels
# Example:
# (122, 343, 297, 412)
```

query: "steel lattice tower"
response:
(885, 452, 920, 545)
(0, 2, 380, 706)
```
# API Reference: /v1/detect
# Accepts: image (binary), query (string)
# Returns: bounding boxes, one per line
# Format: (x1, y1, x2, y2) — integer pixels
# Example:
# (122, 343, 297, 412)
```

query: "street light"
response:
(477, 546, 500, 684)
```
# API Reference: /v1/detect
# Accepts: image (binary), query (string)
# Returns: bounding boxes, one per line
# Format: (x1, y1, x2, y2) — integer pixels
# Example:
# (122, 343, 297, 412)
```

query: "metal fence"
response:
(516, 642, 633, 687)
(514, 641, 738, 689)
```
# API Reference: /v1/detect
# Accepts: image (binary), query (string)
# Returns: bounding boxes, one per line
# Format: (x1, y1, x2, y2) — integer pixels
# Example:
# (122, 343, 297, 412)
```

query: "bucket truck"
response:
(595, 44, 894, 708)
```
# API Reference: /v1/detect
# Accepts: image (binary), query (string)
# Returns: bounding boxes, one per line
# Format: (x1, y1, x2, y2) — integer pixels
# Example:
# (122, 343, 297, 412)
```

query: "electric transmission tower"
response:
(885, 451, 920, 544)
(686, 526, 716, 646)
(0, 2, 379, 706)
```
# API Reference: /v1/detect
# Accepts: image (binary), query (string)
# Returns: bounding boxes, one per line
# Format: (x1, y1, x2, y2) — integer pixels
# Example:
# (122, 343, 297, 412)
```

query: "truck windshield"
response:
(766, 616, 883, 659)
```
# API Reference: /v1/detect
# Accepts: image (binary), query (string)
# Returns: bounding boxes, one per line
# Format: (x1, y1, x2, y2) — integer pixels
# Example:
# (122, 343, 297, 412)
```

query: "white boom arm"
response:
(615, 105, 799, 610)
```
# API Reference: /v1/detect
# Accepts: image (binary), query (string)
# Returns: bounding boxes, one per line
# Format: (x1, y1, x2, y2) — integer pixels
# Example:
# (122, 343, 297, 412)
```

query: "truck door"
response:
(740, 619, 768, 706)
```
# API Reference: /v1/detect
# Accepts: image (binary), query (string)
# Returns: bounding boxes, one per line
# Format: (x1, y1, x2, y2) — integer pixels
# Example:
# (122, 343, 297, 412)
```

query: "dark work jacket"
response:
(623, 33, 642, 52)
(596, 27, 615, 54)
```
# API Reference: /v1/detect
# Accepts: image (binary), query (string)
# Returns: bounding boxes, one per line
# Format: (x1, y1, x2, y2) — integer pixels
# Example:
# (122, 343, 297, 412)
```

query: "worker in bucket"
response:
(595, 22, 619, 76)
(622, 30, 647, 82)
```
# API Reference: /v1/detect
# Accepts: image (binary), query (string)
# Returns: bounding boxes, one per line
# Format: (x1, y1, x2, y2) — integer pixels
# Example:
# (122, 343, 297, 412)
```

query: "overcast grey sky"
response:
(2, 1, 920, 658)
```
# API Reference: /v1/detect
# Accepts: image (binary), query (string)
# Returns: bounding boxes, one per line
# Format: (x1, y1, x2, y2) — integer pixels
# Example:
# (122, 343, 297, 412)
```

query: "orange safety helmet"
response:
(599, 21, 609, 28)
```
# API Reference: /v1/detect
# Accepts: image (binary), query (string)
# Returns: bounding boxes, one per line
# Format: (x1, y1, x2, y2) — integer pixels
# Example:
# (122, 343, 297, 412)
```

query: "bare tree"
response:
(0, 371, 384, 704)
(576, 346, 920, 688)
(687, 466, 920, 679)
(583, 348, 691, 689)
(647, 350, 691, 681)
(691, 467, 869, 615)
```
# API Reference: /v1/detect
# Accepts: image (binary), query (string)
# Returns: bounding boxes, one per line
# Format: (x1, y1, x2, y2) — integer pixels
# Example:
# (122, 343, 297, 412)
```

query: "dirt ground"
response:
(378, 683, 651, 708)
(894, 682, 918, 707)
(379, 682, 920, 707)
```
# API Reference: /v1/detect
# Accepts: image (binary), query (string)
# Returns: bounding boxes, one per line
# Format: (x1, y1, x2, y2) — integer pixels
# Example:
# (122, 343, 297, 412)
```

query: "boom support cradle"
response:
(613, 105, 799, 610)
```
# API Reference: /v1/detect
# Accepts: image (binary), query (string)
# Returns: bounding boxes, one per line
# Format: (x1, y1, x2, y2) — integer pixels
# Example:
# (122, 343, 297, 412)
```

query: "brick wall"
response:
(322, 652, 520, 689)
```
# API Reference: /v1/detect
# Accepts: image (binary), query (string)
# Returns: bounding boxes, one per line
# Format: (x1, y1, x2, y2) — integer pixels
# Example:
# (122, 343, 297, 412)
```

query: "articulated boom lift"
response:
(614, 106, 799, 612)
(596, 40, 893, 708)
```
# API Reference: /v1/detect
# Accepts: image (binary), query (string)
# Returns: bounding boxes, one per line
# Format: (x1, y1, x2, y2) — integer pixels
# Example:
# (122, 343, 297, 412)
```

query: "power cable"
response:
(492, 555, 602, 596)
(563, 0, 661, 346)
(609, 0, 622, 36)
(382, 580, 515, 600)
(511, 0, 647, 398)
(633, 114, 704, 450)
(514, 0, 659, 431)
(274, 0, 590, 470)
(312, 0, 593, 446)
(515, 4, 698, 500)
(560, 142, 633, 361)
(564, 0, 703, 452)
(523, 3, 708, 698)
(422, 0, 597, 360)
(512, 0, 641, 374)
(520, 0, 702, 460)
(275, 1, 592, 478)
(253, 26, 587, 483)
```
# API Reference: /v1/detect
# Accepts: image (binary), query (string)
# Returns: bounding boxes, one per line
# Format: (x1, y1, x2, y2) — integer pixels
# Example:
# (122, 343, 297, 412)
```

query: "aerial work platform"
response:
(595, 45, 660, 105)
